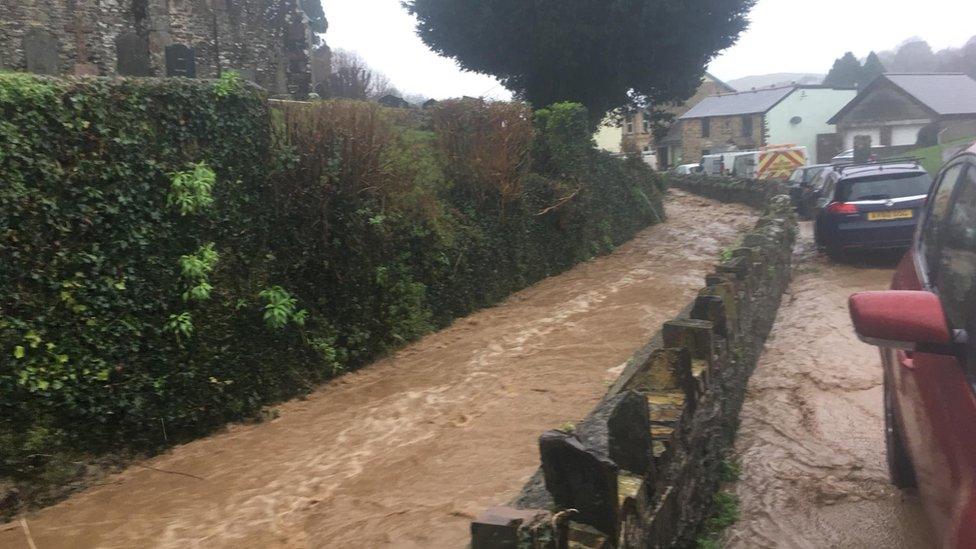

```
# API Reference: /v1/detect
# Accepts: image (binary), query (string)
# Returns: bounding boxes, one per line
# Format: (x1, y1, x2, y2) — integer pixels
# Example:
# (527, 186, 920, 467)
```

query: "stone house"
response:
(677, 85, 857, 164)
(621, 72, 735, 168)
(828, 73, 976, 152)
(0, 0, 317, 97)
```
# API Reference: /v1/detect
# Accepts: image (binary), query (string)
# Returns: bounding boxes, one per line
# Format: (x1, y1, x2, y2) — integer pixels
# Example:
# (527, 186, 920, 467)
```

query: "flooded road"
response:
(726, 223, 936, 548)
(0, 190, 755, 549)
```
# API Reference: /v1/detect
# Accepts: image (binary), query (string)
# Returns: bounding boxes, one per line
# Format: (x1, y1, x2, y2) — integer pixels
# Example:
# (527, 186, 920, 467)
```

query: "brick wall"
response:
(680, 113, 764, 162)
(0, 0, 312, 97)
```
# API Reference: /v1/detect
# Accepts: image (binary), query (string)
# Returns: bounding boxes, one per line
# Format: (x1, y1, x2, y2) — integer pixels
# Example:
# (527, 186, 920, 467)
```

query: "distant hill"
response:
(726, 73, 824, 91)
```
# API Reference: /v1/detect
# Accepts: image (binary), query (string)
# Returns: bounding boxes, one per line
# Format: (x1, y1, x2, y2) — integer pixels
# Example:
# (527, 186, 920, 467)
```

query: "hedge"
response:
(0, 73, 664, 506)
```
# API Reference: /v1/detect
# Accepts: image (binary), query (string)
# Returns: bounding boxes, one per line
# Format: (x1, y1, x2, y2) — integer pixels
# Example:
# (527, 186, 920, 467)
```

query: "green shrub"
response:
(0, 75, 663, 509)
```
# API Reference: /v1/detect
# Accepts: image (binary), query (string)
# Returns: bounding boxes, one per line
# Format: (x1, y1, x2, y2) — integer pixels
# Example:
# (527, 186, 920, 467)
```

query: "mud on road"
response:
(0, 191, 755, 549)
(726, 223, 936, 548)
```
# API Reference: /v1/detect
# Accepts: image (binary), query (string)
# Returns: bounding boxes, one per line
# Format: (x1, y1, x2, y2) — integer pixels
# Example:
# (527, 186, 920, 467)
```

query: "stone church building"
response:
(0, 0, 318, 97)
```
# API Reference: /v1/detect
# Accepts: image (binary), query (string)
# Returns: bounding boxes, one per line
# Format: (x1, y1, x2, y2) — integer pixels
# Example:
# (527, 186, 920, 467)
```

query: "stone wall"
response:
(0, 0, 312, 97)
(666, 174, 787, 210)
(680, 113, 764, 162)
(470, 178, 796, 548)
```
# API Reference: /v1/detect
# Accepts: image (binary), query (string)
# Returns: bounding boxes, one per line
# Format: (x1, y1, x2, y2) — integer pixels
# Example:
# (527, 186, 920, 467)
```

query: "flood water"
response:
(0, 190, 755, 549)
(726, 223, 936, 548)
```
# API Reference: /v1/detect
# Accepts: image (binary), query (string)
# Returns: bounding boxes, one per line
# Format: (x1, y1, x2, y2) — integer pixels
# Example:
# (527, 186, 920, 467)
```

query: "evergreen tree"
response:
(860, 51, 886, 88)
(404, 0, 757, 123)
(824, 52, 863, 88)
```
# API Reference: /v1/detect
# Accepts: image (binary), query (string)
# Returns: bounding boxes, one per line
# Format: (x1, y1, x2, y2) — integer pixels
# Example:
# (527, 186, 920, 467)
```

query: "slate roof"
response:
(678, 86, 795, 120)
(704, 71, 736, 94)
(829, 73, 976, 124)
(884, 73, 976, 116)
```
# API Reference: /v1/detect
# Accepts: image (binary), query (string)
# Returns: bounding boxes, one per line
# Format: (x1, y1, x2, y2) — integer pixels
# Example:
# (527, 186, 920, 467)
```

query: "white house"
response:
(829, 73, 976, 151)
(678, 85, 857, 163)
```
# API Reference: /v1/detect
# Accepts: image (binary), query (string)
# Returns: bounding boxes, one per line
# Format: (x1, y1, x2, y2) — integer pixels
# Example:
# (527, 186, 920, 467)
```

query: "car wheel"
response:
(884, 370, 917, 489)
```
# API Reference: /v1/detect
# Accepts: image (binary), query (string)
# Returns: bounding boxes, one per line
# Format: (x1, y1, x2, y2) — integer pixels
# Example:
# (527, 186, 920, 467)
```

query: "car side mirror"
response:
(849, 291, 952, 351)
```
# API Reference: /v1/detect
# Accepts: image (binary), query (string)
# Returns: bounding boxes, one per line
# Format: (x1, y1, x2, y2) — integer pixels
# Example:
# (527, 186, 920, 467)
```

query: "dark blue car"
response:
(813, 160, 933, 259)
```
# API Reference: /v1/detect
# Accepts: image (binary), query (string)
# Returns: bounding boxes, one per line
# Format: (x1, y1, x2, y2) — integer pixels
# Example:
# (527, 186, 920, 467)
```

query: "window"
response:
(626, 120, 634, 134)
(701, 118, 710, 138)
(803, 166, 827, 185)
(921, 163, 966, 280)
(835, 172, 932, 202)
(935, 166, 976, 329)
(822, 172, 838, 200)
(642, 119, 650, 134)
(809, 168, 830, 193)
(742, 115, 753, 137)
(881, 127, 893, 147)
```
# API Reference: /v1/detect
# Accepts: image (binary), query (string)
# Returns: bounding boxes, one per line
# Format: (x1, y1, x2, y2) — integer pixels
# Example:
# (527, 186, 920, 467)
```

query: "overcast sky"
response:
(322, 0, 976, 100)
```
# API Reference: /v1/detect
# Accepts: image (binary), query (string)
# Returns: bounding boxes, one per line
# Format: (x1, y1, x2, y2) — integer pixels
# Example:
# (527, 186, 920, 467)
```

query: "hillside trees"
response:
(823, 50, 887, 89)
(824, 52, 862, 88)
(404, 0, 756, 123)
(891, 39, 936, 73)
(860, 51, 886, 88)
(318, 49, 400, 100)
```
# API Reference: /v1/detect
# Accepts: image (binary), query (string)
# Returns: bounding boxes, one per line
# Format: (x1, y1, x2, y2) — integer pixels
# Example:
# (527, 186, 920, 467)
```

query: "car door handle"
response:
(897, 350, 915, 369)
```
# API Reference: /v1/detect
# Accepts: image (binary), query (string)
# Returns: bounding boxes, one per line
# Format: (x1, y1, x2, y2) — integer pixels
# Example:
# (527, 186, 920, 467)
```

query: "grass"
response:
(695, 460, 743, 548)
(885, 136, 976, 174)
(719, 459, 742, 483)
(696, 491, 741, 549)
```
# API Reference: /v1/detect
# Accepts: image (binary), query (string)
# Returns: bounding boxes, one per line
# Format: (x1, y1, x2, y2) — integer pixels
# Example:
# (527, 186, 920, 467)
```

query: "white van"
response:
(702, 151, 754, 176)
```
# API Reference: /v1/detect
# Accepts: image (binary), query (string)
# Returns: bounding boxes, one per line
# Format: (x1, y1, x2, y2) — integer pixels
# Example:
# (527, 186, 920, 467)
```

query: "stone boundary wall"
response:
(666, 174, 787, 210)
(470, 180, 797, 548)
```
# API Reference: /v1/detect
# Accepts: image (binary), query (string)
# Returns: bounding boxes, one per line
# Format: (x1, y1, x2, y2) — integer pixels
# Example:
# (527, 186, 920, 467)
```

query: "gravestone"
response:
(165, 44, 196, 78)
(65, 20, 98, 76)
(23, 28, 60, 75)
(116, 33, 152, 76)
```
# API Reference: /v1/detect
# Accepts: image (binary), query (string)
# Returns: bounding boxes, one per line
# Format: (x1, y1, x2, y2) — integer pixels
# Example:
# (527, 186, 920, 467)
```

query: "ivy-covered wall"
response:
(0, 73, 663, 509)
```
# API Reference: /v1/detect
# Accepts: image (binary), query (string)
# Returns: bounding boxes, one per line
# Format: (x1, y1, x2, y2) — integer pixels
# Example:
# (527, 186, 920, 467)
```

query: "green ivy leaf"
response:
(13, 346, 25, 359)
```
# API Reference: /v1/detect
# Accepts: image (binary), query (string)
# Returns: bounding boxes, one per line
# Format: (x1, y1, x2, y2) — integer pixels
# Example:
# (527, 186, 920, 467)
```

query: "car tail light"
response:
(827, 202, 859, 215)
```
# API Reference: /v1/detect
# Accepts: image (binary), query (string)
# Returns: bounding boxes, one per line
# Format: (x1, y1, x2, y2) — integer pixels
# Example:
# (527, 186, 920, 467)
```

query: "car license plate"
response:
(868, 209, 913, 221)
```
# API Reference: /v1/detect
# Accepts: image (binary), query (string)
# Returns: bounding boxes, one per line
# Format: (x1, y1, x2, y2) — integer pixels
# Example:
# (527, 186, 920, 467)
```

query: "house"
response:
(378, 95, 411, 109)
(594, 119, 624, 154)
(828, 73, 976, 152)
(678, 85, 857, 164)
(621, 72, 735, 168)
(0, 0, 317, 98)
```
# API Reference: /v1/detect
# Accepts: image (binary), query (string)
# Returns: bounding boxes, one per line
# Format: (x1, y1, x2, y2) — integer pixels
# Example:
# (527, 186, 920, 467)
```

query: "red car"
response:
(849, 142, 976, 548)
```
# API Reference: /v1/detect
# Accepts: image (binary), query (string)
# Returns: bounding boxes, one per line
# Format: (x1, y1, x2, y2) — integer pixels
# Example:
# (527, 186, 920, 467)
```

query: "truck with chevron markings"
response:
(730, 144, 809, 180)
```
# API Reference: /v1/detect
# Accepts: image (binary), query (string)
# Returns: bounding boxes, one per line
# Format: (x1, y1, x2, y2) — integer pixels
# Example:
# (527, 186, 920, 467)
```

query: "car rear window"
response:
(836, 172, 932, 202)
(803, 166, 826, 184)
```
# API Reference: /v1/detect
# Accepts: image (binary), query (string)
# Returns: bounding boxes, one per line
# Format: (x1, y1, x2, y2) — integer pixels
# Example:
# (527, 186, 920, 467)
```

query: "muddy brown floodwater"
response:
(726, 222, 936, 549)
(0, 190, 755, 549)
